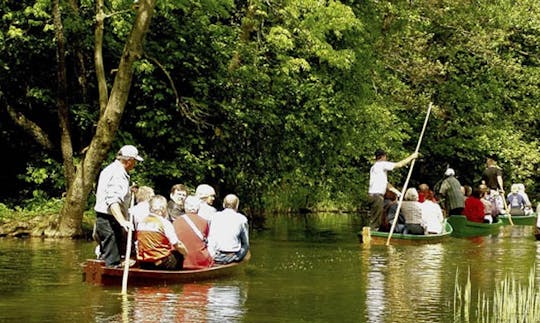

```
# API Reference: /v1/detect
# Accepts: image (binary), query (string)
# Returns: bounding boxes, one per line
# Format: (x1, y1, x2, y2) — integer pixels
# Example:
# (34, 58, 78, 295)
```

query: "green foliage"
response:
(2, 0, 540, 216)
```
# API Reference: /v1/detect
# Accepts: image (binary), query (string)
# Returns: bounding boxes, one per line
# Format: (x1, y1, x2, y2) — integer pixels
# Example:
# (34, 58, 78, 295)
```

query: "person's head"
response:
(404, 188, 419, 201)
(517, 183, 525, 193)
(511, 184, 519, 194)
(116, 145, 143, 171)
(419, 183, 429, 192)
(149, 195, 168, 218)
(486, 156, 497, 167)
(135, 186, 155, 203)
(195, 184, 216, 205)
(375, 149, 387, 161)
(223, 194, 240, 211)
(170, 184, 188, 205)
(445, 168, 455, 177)
(184, 195, 201, 213)
(472, 187, 483, 199)
(384, 189, 398, 201)
(479, 184, 488, 194)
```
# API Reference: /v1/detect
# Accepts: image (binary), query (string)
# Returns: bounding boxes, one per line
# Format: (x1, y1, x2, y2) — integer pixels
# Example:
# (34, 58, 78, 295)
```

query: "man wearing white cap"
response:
(94, 144, 143, 268)
(438, 168, 465, 216)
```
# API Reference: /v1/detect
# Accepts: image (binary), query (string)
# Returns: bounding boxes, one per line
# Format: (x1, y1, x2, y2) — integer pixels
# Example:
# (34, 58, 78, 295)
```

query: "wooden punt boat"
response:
(360, 221, 453, 245)
(446, 215, 503, 237)
(83, 253, 250, 286)
(499, 213, 537, 226)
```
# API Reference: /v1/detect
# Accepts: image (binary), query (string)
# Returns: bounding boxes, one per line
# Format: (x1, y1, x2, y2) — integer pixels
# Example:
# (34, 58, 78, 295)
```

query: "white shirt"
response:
(421, 200, 444, 234)
(130, 201, 150, 228)
(199, 202, 217, 222)
(208, 208, 249, 256)
(94, 160, 131, 214)
(368, 161, 396, 195)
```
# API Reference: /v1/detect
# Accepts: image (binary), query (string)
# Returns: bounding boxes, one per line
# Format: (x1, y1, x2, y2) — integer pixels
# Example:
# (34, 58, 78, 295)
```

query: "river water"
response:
(0, 213, 539, 322)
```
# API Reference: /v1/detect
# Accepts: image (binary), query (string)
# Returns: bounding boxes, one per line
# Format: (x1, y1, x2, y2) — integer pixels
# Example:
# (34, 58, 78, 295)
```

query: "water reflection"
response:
(1, 214, 540, 322)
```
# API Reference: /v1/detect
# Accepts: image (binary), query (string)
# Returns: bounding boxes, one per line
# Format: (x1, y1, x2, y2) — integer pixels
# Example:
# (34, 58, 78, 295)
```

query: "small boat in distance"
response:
(359, 221, 453, 245)
(499, 213, 537, 226)
(446, 215, 503, 237)
(83, 252, 250, 286)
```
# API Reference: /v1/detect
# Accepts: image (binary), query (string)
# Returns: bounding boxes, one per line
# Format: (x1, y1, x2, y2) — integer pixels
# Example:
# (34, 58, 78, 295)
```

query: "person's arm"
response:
(110, 202, 133, 232)
(394, 152, 419, 169)
(497, 175, 504, 193)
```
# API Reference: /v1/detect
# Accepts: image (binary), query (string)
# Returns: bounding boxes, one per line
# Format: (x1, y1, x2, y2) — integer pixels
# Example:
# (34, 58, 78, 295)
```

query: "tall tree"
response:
(53, 0, 158, 237)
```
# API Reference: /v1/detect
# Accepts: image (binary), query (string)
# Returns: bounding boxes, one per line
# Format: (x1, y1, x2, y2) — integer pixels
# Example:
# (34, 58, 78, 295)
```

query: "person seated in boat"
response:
(516, 183, 534, 215)
(167, 183, 189, 222)
(438, 168, 465, 217)
(479, 185, 494, 223)
(420, 190, 444, 234)
(507, 184, 526, 216)
(173, 196, 214, 269)
(130, 185, 155, 228)
(207, 194, 250, 264)
(195, 184, 218, 222)
(136, 195, 189, 270)
(400, 188, 426, 235)
(378, 189, 406, 233)
(462, 187, 486, 223)
(418, 183, 437, 203)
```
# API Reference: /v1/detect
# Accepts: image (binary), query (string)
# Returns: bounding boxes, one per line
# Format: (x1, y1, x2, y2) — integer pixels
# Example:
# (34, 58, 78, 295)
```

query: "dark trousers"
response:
(368, 194, 384, 230)
(95, 213, 126, 267)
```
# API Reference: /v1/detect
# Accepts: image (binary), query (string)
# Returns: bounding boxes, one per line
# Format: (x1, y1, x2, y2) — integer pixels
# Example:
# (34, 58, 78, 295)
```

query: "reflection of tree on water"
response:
(206, 282, 248, 322)
(363, 244, 445, 322)
(120, 281, 248, 322)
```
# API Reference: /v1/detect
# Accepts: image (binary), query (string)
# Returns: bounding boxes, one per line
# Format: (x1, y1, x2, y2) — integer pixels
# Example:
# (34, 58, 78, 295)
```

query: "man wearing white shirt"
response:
(208, 194, 250, 264)
(367, 149, 418, 230)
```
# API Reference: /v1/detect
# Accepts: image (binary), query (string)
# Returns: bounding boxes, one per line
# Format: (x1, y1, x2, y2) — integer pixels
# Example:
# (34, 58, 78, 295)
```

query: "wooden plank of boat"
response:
(83, 253, 250, 286)
(361, 221, 453, 245)
(446, 215, 503, 237)
(499, 213, 537, 226)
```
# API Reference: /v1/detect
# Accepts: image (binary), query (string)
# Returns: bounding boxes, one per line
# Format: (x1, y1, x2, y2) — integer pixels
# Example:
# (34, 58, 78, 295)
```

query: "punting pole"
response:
(386, 102, 433, 246)
(121, 192, 135, 294)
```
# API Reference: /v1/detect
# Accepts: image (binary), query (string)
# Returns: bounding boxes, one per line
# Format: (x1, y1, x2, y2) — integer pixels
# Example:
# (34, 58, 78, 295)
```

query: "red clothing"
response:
(462, 196, 485, 223)
(173, 213, 214, 269)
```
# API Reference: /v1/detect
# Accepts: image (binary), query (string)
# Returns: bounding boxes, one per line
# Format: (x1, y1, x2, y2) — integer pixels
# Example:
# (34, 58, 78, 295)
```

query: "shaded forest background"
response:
(1, 0, 539, 224)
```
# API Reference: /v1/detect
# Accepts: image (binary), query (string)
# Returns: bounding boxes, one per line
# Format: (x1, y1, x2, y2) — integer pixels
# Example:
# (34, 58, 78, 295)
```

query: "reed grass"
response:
(454, 267, 540, 322)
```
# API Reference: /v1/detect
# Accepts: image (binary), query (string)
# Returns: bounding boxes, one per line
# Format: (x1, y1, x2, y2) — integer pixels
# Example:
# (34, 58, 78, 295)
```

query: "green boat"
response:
(499, 213, 537, 226)
(361, 221, 454, 245)
(446, 215, 503, 237)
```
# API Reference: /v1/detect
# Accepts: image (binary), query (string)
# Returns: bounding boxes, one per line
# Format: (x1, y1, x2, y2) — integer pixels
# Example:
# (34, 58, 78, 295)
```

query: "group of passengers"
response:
(368, 149, 533, 234)
(92, 145, 250, 270)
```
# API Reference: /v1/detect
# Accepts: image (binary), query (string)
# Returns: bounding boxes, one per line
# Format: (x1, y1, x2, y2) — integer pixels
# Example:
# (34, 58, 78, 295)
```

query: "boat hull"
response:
(365, 222, 453, 245)
(447, 215, 503, 237)
(499, 214, 537, 226)
(83, 256, 249, 285)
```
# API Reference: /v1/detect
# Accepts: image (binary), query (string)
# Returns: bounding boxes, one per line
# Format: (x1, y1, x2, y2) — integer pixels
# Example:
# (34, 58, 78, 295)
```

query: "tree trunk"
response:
(55, 0, 158, 237)
(53, 0, 76, 190)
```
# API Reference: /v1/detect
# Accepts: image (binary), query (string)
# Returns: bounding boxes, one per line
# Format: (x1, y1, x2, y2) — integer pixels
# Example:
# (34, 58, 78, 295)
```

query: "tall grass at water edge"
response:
(454, 267, 540, 322)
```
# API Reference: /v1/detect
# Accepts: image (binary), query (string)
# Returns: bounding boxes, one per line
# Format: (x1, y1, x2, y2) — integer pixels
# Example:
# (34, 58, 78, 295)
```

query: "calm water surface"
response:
(1, 213, 539, 322)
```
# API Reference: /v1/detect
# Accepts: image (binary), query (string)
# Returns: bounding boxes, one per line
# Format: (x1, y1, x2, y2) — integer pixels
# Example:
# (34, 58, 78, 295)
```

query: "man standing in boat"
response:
(367, 149, 418, 230)
(94, 145, 143, 268)
(481, 155, 505, 218)
(438, 168, 465, 216)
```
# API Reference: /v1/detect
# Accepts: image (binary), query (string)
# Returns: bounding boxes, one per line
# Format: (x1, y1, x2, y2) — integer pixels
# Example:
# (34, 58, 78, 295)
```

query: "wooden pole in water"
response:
(121, 192, 135, 295)
(386, 102, 432, 246)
